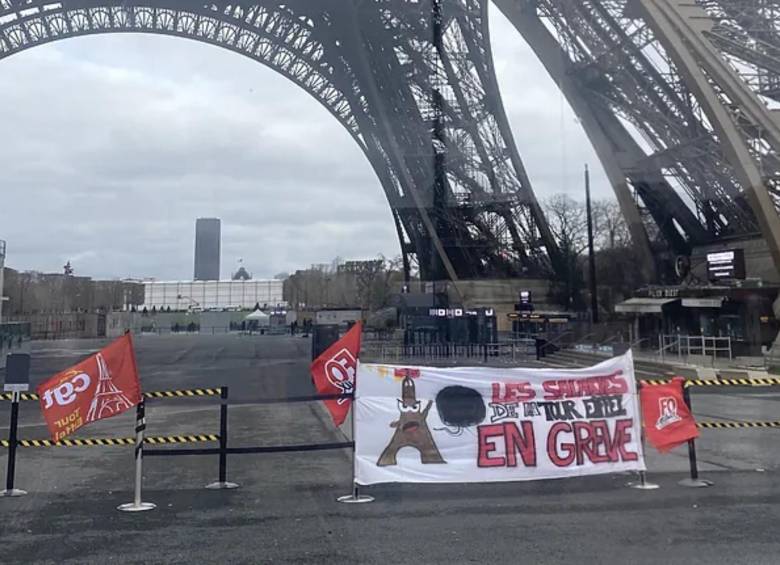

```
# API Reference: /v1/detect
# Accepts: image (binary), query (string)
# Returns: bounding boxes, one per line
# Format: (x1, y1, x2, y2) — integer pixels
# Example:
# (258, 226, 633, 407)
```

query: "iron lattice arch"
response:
(0, 0, 561, 281)
(496, 0, 780, 280)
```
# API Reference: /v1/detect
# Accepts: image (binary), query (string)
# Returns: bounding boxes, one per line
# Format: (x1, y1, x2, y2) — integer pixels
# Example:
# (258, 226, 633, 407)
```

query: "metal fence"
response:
(658, 334, 733, 361)
(360, 340, 537, 364)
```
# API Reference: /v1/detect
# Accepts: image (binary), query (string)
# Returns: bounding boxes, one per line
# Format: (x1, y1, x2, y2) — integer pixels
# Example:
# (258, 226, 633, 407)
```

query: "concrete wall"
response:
(142, 280, 284, 310)
(4, 313, 100, 340)
(107, 310, 255, 337)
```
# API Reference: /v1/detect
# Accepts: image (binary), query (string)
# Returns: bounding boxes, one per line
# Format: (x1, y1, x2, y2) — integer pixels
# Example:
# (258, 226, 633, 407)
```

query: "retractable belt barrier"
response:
(0, 435, 219, 448)
(640, 375, 780, 488)
(641, 377, 780, 387)
(0, 388, 223, 402)
(1, 385, 355, 506)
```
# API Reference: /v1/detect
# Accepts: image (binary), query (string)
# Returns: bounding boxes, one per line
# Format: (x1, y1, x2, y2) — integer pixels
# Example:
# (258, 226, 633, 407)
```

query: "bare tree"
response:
(593, 199, 631, 250)
(542, 195, 588, 309)
(543, 194, 589, 255)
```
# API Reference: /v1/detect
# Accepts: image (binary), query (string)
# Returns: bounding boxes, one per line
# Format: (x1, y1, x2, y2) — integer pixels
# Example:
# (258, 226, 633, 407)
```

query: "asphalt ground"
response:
(0, 335, 779, 564)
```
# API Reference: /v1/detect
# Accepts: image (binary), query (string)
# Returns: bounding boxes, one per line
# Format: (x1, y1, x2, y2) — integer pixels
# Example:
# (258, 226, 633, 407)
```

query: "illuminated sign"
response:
(706, 249, 746, 282)
(428, 308, 494, 318)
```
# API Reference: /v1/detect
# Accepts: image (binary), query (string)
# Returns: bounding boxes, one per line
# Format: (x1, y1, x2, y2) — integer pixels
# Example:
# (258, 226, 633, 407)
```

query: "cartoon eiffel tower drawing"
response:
(86, 354, 133, 423)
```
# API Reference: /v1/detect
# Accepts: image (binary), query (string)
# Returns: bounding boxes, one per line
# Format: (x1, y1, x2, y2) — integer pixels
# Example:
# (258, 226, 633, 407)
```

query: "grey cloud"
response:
(0, 7, 613, 280)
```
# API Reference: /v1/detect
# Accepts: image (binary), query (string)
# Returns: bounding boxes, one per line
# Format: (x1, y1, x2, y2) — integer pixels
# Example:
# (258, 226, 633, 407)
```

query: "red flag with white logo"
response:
(310, 322, 362, 427)
(37, 334, 142, 441)
(640, 377, 699, 453)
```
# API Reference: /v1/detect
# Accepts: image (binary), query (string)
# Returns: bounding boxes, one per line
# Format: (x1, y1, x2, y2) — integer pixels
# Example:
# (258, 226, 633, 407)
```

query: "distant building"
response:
(1, 269, 144, 315)
(232, 266, 252, 281)
(141, 280, 285, 311)
(194, 218, 221, 281)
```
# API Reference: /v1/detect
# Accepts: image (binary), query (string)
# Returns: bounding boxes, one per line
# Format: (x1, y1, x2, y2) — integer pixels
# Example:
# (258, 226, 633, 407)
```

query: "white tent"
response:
(244, 309, 270, 326)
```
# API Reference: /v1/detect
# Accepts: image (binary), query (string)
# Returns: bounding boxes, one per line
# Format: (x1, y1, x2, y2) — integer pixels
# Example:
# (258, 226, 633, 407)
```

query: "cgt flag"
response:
(37, 334, 142, 441)
(310, 322, 362, 427)
(640, 377, 699, 453)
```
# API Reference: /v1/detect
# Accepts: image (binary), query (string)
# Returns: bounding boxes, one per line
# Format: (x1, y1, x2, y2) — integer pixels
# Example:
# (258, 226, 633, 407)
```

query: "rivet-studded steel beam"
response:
(495, 0, 780, 281)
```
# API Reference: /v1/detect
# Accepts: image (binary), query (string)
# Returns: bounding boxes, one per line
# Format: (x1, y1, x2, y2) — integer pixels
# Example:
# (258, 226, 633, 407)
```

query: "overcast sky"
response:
(0, 5, 609, 281)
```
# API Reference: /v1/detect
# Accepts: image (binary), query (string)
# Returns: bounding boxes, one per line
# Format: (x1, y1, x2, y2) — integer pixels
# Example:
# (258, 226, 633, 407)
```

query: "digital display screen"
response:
(428, 308, 494, 318)
(706, 249, 746, 281)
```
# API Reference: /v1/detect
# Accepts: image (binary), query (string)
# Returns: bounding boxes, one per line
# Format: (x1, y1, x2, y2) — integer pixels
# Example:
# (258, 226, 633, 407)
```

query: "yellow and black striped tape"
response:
(1, 388, 221, 402)
(143, 389, 221, 399)
(640, 378, 780, 387)
(641, 379, 671, 386)
(697, 421, 780, 429)
(0, 392, 40, 401)
(0, 434, 219, 448)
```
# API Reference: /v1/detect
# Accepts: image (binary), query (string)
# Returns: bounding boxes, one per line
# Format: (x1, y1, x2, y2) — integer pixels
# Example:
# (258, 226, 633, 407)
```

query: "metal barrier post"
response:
(1, 391, 26, 497)
(118, 400, 156, 512)
(679, 385, 712, 488)
(628, 383, 660, 490)
(206, 386, 239, 490)
(728, 337, 733, 360)
(338, 397, 374, 504)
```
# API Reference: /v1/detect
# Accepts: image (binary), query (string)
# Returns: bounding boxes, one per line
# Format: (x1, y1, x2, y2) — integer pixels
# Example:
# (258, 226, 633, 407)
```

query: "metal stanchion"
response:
(1, 391, 27, 497)
(628, 470, 660, 490)
(337, 400, 373, 504)
(118, 401, 156, 512)
(628, 383, 659, 490)
(679, 385, 713, 488)
(206, 386, 239, 490)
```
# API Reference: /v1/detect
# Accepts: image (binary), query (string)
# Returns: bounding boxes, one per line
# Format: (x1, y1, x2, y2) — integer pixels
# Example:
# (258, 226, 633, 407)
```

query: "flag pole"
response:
(118, 400, 156, 512)
(628, 380, 659, 490)
(337, 366, 373, 504)
(678, 384, 712, 488)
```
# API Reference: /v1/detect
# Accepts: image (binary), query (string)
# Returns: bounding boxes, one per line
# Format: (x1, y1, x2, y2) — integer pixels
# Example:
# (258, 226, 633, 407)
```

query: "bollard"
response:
(1, 391, 26, 497)
(206, 386, 239, 490)
(679, 385, 713, 488)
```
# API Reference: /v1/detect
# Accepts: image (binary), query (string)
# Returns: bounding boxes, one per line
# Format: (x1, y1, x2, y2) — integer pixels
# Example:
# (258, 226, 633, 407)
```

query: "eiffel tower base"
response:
(117, 502, 156, 512)
(205, 481, 239, 490)
(1, 489, 27, 497)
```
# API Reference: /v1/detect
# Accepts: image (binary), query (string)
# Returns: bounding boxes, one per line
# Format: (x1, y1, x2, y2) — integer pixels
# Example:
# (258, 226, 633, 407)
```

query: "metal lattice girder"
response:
(0, 0, 562, 281)
(638, 0, 780, 276)
(496, 0, 766, 269)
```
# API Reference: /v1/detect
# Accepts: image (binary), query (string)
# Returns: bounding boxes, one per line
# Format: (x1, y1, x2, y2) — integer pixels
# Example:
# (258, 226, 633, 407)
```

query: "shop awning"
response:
(615, 297, 679, 314)
(681, 297, 725, 308)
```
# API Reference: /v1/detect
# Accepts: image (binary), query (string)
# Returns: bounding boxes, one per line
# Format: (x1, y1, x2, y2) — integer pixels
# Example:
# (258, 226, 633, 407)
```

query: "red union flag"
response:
(640, 377, 699, 453)
(37, 334, 142, 441)
(310, 322, 362, 426)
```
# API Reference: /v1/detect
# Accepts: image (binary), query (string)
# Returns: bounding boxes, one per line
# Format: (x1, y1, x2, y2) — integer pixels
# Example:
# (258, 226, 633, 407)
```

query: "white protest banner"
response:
(355, 351, 645, 485)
